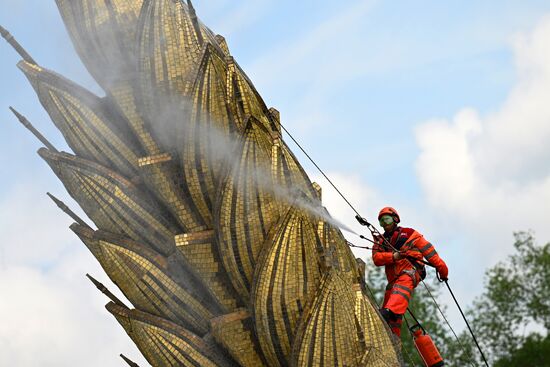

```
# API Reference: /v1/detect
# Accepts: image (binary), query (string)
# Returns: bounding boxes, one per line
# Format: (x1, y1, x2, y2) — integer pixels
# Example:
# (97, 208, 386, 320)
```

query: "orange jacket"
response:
(372, 227, 448, 284)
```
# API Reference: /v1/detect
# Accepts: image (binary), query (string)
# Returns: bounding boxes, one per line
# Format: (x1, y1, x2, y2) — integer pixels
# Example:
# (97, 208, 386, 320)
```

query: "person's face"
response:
(379, 215, 396, 233)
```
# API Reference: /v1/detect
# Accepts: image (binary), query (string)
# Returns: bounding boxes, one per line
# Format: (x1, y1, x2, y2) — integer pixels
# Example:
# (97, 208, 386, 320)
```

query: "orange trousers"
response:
(382, 274, 415, 337)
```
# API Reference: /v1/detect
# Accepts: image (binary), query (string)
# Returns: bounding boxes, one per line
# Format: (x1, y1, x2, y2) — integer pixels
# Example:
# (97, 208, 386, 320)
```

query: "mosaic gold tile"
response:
(73, 224, 223, 335)
(107, 303, 235, 367)
(210, 309, 267, 367)
(252, 207, 322, 367)
(18, 61, 141, 179)
(215, 119, 279, 302)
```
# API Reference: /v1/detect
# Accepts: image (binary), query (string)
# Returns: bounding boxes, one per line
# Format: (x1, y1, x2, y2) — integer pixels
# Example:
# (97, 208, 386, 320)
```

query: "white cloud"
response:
(414, 15, 550, 266)
(0, 262, 146, 367)
(0, 180, 148, 366)
(311, 172, 434, 254)
(0, 183, 75, 267)
(313, 172, 381, 236)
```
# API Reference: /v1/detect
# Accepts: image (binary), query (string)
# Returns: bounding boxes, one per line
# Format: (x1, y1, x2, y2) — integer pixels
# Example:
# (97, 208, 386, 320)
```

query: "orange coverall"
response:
(372, 227, 448, 336)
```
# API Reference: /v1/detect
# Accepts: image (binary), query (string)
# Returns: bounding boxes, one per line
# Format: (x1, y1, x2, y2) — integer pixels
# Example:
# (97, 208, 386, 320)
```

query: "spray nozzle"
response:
(355, 215, 369, 226)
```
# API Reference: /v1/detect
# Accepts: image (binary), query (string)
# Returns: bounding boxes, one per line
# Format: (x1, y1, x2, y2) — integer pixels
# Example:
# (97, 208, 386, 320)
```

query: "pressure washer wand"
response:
(355, 215, 399, 251)
(357, 233, 434, 268)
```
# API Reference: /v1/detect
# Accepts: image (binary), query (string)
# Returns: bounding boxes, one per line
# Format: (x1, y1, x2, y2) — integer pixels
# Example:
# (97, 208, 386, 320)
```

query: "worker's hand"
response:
(392, 252, 403, 261)
(437, 263, 449, 281)
(403, 250, 423, 261)
(355, 215, 369, 226)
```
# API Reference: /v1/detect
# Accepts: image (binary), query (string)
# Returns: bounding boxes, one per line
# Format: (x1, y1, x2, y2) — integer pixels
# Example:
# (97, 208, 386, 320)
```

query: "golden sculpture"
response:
(2, 1, 402, 366)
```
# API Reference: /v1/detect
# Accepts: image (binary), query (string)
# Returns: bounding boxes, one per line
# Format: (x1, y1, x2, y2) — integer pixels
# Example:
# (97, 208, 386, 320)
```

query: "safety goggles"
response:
(379, 215, 394, 226)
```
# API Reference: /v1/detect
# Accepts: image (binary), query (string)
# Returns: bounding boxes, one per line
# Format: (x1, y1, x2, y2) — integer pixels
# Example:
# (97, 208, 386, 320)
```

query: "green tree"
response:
(493, 334, 550, 367)
(457, 232, 550, 366)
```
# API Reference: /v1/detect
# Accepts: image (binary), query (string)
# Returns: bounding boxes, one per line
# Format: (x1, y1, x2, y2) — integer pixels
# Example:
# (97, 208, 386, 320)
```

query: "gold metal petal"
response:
(73, 224, 222, 335)
(136, 0, 220, 149)
(175, 230, 240, 312)
(39, 148, 179, 255)
(55, 0, 143, 89)
(353, 285, 402, 366)
(271, 138, 318, 201)
(107, 303, 236, 367)
(252, 207, 323, 367)
(291, 271, 363, 367)
(138, 153, 210, 232)
(18, 61, 141, 179)
(225, 59, 275, 132)
(210, 309, 268, 367)
(181, 44, 239, 226)
(318, 220, 362, 284)
(215, 119, 279, 302)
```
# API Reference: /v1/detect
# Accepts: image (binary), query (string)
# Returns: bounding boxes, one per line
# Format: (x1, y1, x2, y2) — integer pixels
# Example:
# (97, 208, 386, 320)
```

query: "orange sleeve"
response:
(372, 243, 394, 266)
(412, 232, 449, 278)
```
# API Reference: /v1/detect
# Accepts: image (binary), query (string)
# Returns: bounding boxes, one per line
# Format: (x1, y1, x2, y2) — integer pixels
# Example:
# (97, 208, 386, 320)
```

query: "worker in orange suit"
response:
(357, 207, 449, 337)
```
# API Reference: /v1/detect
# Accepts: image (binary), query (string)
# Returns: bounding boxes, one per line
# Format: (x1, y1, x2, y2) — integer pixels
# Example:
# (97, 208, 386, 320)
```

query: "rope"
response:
(421, 280, 477, 367)
(279, 123, 362, 216)
(346, 240, 373, 251)
(406, 308, 423, 328)
(279, 122, 404, 255)
(445, 280, 490, 367)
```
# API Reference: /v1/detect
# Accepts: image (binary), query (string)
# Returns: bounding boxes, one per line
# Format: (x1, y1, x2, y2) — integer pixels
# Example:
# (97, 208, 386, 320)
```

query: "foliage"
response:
(493, 334, 550, 367)
(459, 231, 550, 365)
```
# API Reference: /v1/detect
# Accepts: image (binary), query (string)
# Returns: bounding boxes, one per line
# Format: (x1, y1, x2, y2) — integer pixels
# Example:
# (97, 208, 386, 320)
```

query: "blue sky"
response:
(2, 0, 550, 365)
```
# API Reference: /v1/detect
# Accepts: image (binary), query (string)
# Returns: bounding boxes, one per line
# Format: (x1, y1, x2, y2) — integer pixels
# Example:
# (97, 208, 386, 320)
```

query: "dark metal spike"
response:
(86, 274, 128, 309)
(0, 25, 37, 64)
(9, 107, 58, 152)
(186, 0, 204, 46)
(120, 354, 141, 367)
(46, 192, 91, 228)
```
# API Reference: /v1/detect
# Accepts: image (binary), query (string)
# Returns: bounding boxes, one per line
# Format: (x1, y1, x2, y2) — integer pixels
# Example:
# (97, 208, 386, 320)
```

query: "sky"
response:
(1, 0, 550, 365)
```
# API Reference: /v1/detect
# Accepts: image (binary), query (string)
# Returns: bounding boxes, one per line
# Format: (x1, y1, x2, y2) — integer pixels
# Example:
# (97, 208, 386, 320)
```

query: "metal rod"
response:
(86, 274, 128, 309)
(47, 192, 91, 228)
(120, 354, 141, 367)
(9, 107, 58, 152)
(0, 25, 37, 64)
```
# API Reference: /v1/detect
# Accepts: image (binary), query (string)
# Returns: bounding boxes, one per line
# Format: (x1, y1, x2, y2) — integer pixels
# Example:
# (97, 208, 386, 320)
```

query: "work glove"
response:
(392, 252, 403, 261)
(355, 215, 369, 226)
(437, 263, 449, 281)
(403, 250, 423, 261)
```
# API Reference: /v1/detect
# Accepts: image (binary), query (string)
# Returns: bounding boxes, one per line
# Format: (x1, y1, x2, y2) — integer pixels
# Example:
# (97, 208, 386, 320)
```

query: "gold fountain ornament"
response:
(2, 1, 402, 366)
